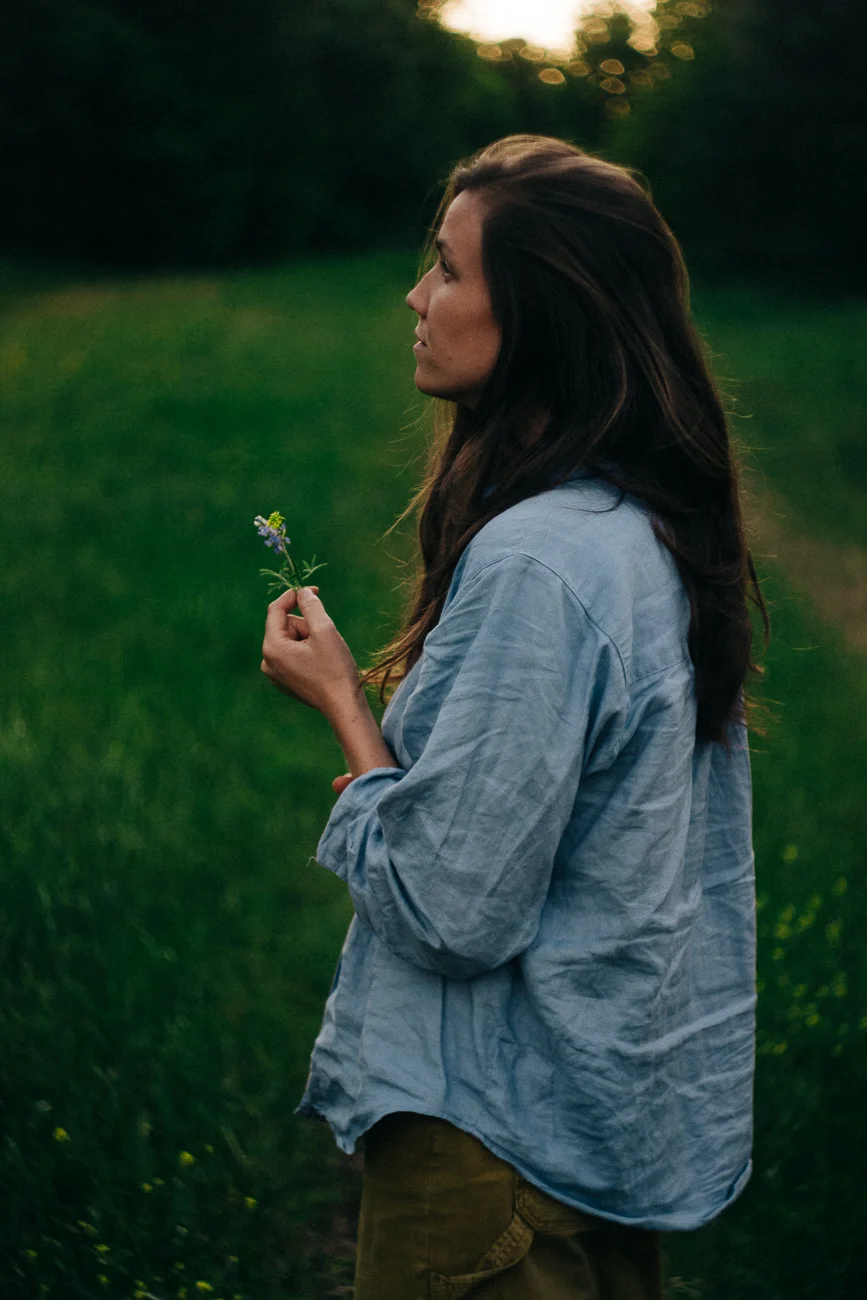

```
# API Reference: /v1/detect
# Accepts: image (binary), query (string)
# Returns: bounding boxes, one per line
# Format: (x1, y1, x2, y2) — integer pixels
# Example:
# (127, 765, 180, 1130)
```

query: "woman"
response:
(260, 136, 766, 1299)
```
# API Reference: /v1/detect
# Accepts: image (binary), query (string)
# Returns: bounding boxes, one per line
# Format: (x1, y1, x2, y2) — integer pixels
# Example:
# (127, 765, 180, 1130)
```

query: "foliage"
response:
(421, 0, 713, 129)
(609, 0, 867, 288)
(2, 1, 863, 287)
(0, 0, 517, 266)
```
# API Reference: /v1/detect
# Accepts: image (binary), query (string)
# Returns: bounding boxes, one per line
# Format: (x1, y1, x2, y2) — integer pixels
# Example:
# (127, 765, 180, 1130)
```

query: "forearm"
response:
(326, 684, 401, 778)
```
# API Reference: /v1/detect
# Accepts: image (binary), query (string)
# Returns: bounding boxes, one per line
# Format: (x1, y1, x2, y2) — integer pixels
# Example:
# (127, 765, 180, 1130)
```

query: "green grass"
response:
(0, 255, 864, 1298)
(665, 569, 867, 1298)
(692, 286, 867, 550)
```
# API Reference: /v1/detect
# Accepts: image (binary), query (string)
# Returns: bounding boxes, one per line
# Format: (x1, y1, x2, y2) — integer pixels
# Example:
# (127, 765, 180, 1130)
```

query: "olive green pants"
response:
(354, 1112, 664, 1300)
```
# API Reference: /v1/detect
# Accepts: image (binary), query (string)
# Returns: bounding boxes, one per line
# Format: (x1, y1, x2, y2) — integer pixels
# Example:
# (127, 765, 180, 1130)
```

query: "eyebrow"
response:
(435, 236, 453, 256)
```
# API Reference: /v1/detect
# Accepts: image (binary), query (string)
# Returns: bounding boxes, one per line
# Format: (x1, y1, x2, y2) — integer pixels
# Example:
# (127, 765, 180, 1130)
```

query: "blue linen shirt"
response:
(296, 472, 756, 1231)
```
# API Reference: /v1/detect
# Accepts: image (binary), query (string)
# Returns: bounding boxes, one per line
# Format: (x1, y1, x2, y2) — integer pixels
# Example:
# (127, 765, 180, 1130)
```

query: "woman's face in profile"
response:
(406, 189, 502, 409)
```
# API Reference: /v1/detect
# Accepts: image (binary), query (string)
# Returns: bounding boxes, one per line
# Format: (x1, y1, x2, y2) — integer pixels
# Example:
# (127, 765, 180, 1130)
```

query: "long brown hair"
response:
(361, 135, 767, 744)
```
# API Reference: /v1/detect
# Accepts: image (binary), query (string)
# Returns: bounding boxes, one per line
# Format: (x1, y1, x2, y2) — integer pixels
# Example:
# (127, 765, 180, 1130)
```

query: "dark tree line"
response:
(612, 0, 867, 289)
(2, 0, 863, 286)
(1, 0, 605, 266)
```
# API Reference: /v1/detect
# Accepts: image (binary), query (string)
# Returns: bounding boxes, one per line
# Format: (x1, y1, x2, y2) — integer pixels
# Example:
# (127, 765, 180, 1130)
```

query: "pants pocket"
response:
(514, 1173, 599, 1234)
(428, 1207, 534, 1300)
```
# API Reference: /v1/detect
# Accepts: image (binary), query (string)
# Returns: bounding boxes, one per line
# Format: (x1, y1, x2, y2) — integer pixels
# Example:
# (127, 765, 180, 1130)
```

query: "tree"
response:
(608, 0, 867, 287)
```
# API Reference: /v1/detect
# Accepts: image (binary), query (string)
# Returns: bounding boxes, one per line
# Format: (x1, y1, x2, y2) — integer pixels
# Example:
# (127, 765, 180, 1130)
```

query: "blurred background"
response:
(1, 2, 864, 1297)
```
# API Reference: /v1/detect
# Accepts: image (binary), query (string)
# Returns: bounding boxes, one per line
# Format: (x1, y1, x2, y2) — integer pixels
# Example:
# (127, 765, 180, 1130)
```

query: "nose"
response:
(406, 276, 426, 315)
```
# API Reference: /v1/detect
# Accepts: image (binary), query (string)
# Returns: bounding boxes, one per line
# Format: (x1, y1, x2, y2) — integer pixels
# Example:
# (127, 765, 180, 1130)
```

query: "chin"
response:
(413, 371, 443, 398)
(414, 369, 466, 404)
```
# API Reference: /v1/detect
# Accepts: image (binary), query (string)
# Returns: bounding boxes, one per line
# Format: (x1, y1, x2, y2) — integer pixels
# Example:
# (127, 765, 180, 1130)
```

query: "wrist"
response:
(326, 682, 399, 778)
(324, 677, 367, 727)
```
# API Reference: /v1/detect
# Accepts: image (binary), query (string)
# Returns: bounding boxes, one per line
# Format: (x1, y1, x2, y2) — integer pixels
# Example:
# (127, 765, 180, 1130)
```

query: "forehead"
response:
(438, 189, 487, 260)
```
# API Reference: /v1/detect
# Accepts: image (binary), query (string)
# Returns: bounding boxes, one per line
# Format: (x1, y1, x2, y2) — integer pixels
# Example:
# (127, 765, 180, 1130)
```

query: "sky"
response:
(441, 0, 654, 52)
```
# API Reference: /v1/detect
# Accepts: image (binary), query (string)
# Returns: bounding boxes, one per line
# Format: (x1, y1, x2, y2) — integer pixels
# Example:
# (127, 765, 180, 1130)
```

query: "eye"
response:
(438, 255, 454, 278)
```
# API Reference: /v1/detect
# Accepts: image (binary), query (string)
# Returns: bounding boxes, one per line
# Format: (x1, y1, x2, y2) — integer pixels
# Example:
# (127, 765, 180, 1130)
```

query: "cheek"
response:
(469, 315, 500, 377)
(426, 288, 499, 377)
(437, 300, 497, 356)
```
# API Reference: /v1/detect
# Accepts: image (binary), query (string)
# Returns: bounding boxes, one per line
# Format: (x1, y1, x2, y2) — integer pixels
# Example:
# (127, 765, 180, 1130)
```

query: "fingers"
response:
(284, 613, 308, 642)
(294, 586, 332, 633)
(265, 587, 298, 639)
(260, 586, 328, 706)
(265, 586, 323, 640)
(332, 772, 354, 794)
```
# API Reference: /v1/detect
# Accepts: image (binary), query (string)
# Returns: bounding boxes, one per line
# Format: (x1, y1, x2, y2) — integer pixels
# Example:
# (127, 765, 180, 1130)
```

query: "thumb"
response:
(295, 585, 331, 631)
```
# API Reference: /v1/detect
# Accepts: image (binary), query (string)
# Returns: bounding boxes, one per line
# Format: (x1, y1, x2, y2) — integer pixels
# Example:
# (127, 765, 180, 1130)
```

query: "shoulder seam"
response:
(458, 550, 629, 692)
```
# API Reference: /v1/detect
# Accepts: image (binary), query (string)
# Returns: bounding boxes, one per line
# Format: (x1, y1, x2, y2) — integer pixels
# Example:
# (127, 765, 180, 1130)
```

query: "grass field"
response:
(1, 254, 865, 1299)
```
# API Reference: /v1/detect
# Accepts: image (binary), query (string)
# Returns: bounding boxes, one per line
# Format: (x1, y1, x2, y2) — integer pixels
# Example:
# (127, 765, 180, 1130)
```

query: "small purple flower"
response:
(253, 508, 324, 593)
(254, 513, 289, 556)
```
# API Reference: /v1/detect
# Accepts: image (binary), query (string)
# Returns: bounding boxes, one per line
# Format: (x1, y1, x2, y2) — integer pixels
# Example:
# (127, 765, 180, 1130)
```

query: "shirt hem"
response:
(294, 1095, 753, 1232)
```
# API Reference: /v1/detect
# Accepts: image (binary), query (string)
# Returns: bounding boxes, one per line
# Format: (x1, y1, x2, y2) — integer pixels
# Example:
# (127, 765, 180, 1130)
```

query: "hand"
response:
(332, 772, 355, 795)
(261, 586, 360, 717)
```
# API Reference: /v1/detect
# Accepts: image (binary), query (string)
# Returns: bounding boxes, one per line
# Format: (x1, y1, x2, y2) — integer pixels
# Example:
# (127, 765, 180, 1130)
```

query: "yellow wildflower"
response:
(141, 1182, 153, 1193)
(97, 1276, 109, 1287)
(795, 905, 818, 933)
(243, 1196, 257, 1210)
(53, 1126, 71, 1142)
(25, 1249, 38, 1259)
(204, 1143, 214, 1153)
(95, 1243, 111, 1255)
(179, 1150, 196, 1168)
(195, 1284, 214, 1294)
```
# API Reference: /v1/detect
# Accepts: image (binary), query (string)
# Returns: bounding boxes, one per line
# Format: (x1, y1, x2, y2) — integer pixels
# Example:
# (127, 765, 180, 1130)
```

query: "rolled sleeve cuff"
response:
(315, 766, 407, 879)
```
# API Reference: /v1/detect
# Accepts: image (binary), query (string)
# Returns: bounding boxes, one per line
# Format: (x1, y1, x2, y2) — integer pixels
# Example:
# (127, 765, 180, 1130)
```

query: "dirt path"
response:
(747, 486, 867, 653)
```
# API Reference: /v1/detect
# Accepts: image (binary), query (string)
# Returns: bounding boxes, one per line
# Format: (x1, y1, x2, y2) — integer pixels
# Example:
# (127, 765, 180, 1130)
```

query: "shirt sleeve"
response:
(314, 551, 629, 979)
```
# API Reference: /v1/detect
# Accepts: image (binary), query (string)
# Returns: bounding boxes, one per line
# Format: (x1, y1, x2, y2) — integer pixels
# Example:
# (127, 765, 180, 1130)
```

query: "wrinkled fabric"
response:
(296, 473, 756, 1232)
